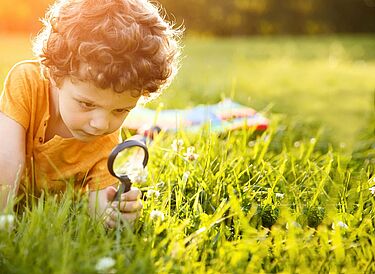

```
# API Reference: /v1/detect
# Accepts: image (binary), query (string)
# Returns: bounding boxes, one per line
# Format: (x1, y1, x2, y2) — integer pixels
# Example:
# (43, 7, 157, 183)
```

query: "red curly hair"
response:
(33, 0, 182, 98)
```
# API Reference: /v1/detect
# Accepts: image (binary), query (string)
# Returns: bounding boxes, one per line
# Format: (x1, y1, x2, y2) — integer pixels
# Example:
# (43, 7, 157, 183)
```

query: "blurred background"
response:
(0, 0, 374, 149)
(1, 0, 375, 34)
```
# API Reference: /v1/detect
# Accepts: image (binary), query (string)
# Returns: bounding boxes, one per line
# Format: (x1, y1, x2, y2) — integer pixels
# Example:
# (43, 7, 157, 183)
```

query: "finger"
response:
(121, 187, 141, 201)
(106, 209, 139, 225)
(104, 215, 117, 229)
(106, 186, 118, 202)
(106, 207, 123, 220)
(121, 211, 140, 222)
(114, 200, 143, 213)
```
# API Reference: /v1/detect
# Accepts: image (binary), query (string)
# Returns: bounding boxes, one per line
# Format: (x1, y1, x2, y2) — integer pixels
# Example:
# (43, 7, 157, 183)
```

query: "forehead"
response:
(61, 78, 140, 109)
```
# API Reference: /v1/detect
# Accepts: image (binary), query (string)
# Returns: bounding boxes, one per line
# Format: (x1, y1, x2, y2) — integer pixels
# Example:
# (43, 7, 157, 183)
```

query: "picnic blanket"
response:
(123, 98, 268, 134)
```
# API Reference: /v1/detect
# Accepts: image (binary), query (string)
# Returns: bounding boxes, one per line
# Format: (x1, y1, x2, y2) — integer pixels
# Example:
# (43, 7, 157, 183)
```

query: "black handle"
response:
(113, 175, 131, 201)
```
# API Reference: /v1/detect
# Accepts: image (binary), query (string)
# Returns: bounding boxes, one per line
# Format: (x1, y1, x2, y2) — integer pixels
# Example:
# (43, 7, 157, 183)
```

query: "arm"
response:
(88, 186, 142, 229)
(0, 112, 26, 212)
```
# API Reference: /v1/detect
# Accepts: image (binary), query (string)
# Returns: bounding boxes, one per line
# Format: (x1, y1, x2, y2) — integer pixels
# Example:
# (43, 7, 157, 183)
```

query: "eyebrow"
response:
(74, 95, 137, 109)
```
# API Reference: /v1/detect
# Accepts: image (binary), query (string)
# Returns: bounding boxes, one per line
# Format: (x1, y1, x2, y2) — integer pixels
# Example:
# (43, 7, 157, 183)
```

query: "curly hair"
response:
(33, 0, 182, 98)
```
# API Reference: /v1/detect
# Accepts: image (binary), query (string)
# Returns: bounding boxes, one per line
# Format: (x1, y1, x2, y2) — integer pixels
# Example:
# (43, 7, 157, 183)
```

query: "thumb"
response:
(106, 186, 118, 202)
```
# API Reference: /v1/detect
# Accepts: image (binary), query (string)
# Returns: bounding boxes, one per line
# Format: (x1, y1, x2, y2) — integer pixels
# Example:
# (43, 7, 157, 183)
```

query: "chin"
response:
(72, 131, 98, 142)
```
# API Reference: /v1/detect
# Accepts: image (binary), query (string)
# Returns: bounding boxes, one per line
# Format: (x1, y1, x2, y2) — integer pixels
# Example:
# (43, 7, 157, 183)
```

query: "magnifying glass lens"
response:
(113, 146, 146, 177)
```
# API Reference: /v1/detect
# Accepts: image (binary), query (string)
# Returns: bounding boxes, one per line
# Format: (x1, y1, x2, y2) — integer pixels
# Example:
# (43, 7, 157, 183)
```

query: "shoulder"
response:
(6, 60, 44, 84)
(3, 60, 49, 102)
(0, 61, 45, 130)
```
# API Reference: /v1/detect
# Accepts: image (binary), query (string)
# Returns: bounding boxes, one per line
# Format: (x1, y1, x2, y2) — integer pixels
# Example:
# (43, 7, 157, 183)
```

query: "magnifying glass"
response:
(107, 136, 149, 201)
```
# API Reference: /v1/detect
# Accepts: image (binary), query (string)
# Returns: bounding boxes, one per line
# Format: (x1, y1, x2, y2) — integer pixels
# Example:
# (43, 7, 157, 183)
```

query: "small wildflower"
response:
(95, 257, 116, 273)
(262, 134, 270, 142)
(0, 214, 15, 231)
(310, 138, 316, 144)
(285, 221, 301, 230)
(332, 221, 348, 230)
(248, 141, 256, 147)
(369, 186, 375, 196)
(275, 193, 284, 199)
(120, 162, 148, 184)
(339, 142, 346, 149)
(182, 171, 190, 183)
(171, 139, 184, 152)
(294, 141, 301, 148)
(150, 210, 165, 221)
(183, 146, 199, 161)
(146, 189, 160, 198)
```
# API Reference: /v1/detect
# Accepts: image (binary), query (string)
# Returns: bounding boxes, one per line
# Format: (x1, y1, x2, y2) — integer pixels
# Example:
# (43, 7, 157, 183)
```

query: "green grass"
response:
(1, 123, 374, 273)
(1, 34, 374, 147)
(0, 34, 375, 273)
(152, 35, 375, 149)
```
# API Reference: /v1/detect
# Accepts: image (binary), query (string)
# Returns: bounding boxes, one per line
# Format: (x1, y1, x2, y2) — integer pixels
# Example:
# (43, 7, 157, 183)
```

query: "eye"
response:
(113, 108, 129, 114)
(79, 101, 96, 109)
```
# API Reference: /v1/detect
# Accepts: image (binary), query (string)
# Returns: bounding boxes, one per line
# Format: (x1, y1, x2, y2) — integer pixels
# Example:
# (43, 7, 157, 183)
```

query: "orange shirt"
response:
(0, 60, 119, 195)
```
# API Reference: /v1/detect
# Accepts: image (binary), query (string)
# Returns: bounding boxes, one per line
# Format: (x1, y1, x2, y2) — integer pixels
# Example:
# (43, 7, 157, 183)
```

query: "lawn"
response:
(1, 34, 374, 148)
(0, 33, 374, 273)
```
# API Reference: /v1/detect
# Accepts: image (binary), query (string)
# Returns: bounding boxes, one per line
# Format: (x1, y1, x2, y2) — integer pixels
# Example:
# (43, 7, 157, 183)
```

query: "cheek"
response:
(59, 98, 86, 127)
(110, 114, 128, 131)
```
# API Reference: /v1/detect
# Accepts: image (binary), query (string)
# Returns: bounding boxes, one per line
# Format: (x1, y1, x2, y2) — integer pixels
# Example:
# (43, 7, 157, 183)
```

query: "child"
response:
(0, 0, 181, 228)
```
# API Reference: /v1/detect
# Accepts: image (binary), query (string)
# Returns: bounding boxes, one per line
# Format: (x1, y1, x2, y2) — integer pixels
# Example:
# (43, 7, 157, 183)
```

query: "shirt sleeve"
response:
(86, 131, 120, 191)
(0, 62, 33, 130)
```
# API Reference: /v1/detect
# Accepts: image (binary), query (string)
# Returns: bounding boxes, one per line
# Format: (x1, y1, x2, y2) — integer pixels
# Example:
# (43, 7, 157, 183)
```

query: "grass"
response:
(153, 35, 375, 149)
(0, 33, 374, 273)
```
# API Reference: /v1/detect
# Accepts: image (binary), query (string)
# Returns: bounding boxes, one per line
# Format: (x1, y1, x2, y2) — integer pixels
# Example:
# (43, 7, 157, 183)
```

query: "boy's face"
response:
(57, 78, 140, 142)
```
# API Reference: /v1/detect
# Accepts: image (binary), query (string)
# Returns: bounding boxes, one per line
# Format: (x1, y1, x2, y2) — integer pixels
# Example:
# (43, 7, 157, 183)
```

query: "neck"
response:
(49, 83, 61, 122)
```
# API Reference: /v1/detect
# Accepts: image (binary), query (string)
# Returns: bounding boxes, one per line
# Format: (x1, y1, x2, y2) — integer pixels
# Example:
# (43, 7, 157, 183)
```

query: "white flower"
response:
(262, 134, 270, 142)
(130, 167, 148, 184)
(339, 142, 347, 149)
(369, 186, 375, 196)
(119, 162, 148, 184)
(95, 257, 116, 273)
(171, 139, 184, 152)
(332, 221, 348, 230)
(0, 214, 15, 231)
(275, 193, 284, 199)
(183, 146, 199, 161)
(310, 138, 317, 144)
(146, 189, 160, 198)
(286, 221, 301, 230)
(248, 141, 256, 147)
(182, 171, 190, 183)
(150, 210, 165, 221)
(294, 141, 301, 148)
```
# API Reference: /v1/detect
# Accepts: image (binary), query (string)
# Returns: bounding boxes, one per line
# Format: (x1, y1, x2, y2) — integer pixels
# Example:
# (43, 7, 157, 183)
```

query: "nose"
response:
(89, 113, 110, 133)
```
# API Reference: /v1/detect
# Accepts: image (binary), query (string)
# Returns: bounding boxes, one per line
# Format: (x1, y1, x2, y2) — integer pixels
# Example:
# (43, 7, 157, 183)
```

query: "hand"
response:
(104, 186, 143, 229)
